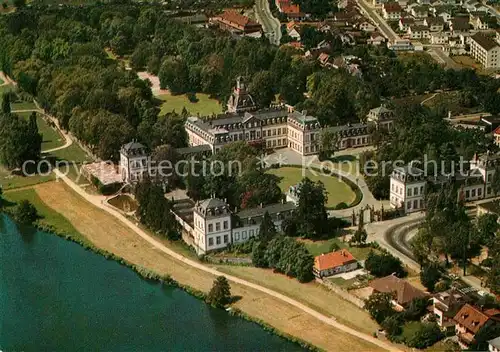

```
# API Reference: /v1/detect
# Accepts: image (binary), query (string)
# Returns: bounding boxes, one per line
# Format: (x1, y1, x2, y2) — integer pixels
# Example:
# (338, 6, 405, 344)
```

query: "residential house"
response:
(388, 38, 413, 50)
(432, 289, 468, 331)
(470, 14, 490, 30)
(210, 10, 262, 36)
(433, 7, 453, 22)
(383, 2, 403, 19)
(494, 125, 500, 146)
(279, 1, 305, 20)
(368, 31, 387, 45)
(399, 17, 416, 31)
(313, 249, 358, 278)
(357, 20, 377, 32)
(409, 25, 431, 39)
(390, 165, 427, 212)
(489, 336, 500, 352)
(284, 41, 304, 50)
(424, 16, 445, 31)
(450, 17, 471, 34)
(318, 52, 333, 66)
(287, 21, 302, 40)
(412, 5, 430, 17)
(430, 31, 449, 44)
(470, 33, 500, 68)
(454, 304, 500, 349)
(369, 275, 428, 310)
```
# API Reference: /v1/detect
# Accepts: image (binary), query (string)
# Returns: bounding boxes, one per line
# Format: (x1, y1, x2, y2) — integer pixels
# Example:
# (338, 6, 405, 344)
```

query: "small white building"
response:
(408, 25, 431, 39)
(367, 105, 395, 129)
(119, 142, 152, 184)
(430, 32, 449, 44)
(390, 165, 427, 213)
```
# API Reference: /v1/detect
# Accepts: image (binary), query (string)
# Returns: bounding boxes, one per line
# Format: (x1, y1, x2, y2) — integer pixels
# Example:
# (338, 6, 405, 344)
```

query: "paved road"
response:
(54, 168, 402, 352)
(254, 0, 282, 45)
(355, 0, 398, 42)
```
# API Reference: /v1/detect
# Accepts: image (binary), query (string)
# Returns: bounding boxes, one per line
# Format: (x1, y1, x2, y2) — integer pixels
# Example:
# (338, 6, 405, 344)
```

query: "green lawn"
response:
(3, 187, 88, 243)
(158, 92, 222, 116)
(11, 100, 37, 111)
(401, 321, 422, 342)
(267, 166, 356, 208)
(302, 238, 375, 260)
(17, 112, 65, 151)
(0, 166, 55, 191)
(48, 143, 92, 184)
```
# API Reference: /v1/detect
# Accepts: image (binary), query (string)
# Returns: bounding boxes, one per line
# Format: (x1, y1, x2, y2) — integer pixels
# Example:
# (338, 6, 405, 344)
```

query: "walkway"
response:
(254, 0, 282, 45)
(53, 168, 401, 352)
(11, 107, 73, 154)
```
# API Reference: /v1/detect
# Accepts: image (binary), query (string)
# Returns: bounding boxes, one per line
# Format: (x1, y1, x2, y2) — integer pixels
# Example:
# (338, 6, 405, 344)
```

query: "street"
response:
(355, 0, 399, 42)
(254, 0, 282, 45)
(428, 47, 461, 69)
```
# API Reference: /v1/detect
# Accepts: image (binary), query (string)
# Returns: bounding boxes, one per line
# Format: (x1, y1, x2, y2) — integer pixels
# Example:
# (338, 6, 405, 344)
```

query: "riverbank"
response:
(3, 181, 388, 352)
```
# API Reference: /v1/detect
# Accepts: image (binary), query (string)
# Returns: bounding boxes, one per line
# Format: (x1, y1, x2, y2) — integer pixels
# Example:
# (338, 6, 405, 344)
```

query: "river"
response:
(0, 214, 304, 351)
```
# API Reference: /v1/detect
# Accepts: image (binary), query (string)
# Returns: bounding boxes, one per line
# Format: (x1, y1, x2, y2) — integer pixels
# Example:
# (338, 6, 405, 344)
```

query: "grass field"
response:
(216, 265, 379, 335)
(50, 143, 90, 164)
(2, 187, 87, 243)
(0, 166, 55, 191)
(302, 238, 376, 261)
(422, 90, 481, 116)
(25, 180, 383, 352)
(267, 166, 356, 208)
(11, 100, 37, 111)
(17, 112, 65, 151)
(158, 92, 222, 116)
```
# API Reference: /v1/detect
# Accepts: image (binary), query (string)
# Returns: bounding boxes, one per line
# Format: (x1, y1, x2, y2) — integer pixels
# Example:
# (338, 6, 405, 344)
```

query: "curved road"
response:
(254, 0, 282, 45)
(54, 169, 402, 352)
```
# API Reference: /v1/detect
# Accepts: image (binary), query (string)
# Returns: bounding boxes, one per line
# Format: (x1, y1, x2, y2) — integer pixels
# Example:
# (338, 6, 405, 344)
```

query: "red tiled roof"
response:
(383, 2, 402, 12)
(369, 275, 428, 306)
(281, 4, 301, 14)
(314, 250, 356, 271)
(453, 304, 490, 334)
(493, 126, 500, 135)
(218, 10, 259, 29)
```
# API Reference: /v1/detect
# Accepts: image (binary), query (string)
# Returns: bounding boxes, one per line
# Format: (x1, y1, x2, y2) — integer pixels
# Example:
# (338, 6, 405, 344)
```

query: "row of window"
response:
(391, 184, 424, 197)
(407, 199, 424, 210)
(267, 138, 287, 148)
(263, 128, 286, 137)
(208, 234, 229, 247)
(465, 187, 482, 199)
(207, 221, 229, 233)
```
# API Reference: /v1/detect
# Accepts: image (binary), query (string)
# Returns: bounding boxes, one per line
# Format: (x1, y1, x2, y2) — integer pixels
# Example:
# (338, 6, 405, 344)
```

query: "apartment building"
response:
(470, 33, 500, 68)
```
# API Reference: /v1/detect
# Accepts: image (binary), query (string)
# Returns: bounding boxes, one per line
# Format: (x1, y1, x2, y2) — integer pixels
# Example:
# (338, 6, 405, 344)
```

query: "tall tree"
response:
(206, 276, 231, 308)
(296, 177, 328, 238)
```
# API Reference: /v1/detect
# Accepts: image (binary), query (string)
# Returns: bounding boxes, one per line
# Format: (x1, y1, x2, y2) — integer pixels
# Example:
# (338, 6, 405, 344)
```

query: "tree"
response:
(248, 71, 275, 108)
(15, 200, 38, 224)
(264, 236, 314, 282)
(206, 276, 231, 308)
(2, 92, 10, 114)
(470, 322, 500, 351)
(365, 251, 407, 278)
(487, 254, 500, 294)
(12, 0, 25, 8)
(364, 292, 394, 324)
(296, 177, 328, 238)
(490, 166, 500, 196)
(251, 241, 268, 268)
(402, 297, 431, 321)
(319, 129, 340, 159)
(406, 323, 443, 349)
(420, 262, 442, 292)
(258, 211, 277, 243)
(476, 212, 499, 248)
(382, 314, 403, 338)
(350, 227, 368, 247)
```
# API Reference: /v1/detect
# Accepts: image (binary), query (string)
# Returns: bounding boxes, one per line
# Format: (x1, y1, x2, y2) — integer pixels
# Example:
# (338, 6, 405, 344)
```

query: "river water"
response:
(0, 214, 304, 351)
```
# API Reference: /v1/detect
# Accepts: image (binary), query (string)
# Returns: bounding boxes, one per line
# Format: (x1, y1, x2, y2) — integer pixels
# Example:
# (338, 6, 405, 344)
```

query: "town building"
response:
(368, 274, 428, 310)
(368, 32, 386, 45)
(210, 10, 262, 37)
(494, 126, 500, 146)
(382, 2, 403, 19)
(390, 165, 427, 213)
(399, 17, 416, 31)
(431, 32, 449, 44)
(424, 16, 445, 31)
(490, 336, 500, 352)
(432, 289, 468, 331)
(276, 0, 305, 20)
(470, 33, 500, 69)
(454, 304, 500, 349)
(409, 25, 431, 39)
(313, 250, 358, 278)
(227, 77, 256, 113)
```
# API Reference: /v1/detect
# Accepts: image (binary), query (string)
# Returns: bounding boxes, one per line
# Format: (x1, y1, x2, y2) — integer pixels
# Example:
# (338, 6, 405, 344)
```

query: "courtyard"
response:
(267, 166, 357, 208)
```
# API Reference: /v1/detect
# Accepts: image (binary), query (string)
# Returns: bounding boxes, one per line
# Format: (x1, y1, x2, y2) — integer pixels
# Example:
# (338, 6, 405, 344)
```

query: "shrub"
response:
(335, 202, 348, 210)
(405, 323, 443, 349)
(15, 200, 39, 224)
(365, 250, 407, 278)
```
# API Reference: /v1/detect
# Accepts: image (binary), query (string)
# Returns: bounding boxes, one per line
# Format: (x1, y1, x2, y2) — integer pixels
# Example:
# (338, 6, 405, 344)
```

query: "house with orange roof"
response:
(313, 249, 358, 278)
(210, 10, 262, 36)
(277, 0, 305, 20)
(369, 274, 428, 310)
(454, 304, 500, 349)
(494, 125, 500, 146)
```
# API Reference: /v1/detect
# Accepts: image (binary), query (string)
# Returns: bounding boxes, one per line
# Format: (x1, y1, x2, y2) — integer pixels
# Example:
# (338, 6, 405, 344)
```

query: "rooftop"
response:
(314, 250, 357, 271)
(216, 10, 261, 30)
(370, 275, 428, 306)
(236, 201, 296, 219)
(453, 304, 491, 334)
(471, 33, 499, 51)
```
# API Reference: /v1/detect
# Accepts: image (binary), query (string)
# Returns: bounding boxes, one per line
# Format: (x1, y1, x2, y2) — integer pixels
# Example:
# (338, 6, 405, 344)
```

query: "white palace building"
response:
(390, 152, 500, 213)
